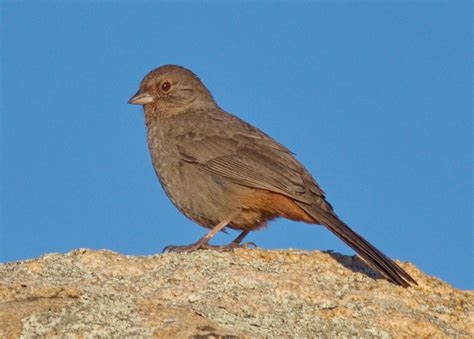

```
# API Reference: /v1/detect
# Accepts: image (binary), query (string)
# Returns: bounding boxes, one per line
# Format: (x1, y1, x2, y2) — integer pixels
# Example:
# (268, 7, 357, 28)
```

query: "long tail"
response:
(302, 204, 417, 287)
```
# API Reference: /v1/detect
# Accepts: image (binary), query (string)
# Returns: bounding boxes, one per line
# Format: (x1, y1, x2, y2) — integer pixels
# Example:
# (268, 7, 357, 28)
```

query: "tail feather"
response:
(303, 205, 417, 287)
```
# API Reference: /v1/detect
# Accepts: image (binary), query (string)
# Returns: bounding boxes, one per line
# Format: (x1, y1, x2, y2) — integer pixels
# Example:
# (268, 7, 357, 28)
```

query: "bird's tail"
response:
(302, 204, 417, 287)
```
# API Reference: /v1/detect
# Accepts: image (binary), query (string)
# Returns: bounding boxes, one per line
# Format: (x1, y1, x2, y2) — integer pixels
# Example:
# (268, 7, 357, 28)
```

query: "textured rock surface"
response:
(0, 248, 472, 338)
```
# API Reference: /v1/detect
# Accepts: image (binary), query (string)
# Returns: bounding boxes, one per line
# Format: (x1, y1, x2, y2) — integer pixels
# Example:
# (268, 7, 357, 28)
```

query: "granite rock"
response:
(0, 248, 472, 338)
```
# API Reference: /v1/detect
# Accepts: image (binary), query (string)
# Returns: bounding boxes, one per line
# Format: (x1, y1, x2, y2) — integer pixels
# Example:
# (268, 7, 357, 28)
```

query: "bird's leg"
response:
(227, 230, 257, 249)
(163, 219, 230, 253)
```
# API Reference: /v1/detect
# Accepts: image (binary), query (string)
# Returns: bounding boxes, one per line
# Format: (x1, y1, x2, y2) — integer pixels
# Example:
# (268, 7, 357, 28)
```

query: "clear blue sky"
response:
(1, 1, 472, 289)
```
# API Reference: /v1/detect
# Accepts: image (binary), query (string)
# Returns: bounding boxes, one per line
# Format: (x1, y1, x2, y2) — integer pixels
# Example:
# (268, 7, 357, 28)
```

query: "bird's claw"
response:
(163, 241, 258, 253)
(229, 241, 257, 249)
(163, 243, 226, 253)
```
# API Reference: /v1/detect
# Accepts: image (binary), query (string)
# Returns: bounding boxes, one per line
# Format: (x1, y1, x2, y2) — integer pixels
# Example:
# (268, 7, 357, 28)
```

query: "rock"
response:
(0, 248, 472, 337)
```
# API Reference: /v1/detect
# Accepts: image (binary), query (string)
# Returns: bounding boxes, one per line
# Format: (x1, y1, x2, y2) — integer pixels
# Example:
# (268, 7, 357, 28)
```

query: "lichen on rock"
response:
(0, 248, 472, 337)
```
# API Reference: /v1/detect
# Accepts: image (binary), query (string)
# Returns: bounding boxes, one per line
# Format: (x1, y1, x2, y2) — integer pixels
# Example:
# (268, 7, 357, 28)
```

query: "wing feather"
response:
(176, 123, 325, 203)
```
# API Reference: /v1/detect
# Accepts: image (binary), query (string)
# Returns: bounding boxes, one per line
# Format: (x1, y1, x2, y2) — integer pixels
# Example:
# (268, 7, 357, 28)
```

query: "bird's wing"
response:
(176, 114, 326, 203)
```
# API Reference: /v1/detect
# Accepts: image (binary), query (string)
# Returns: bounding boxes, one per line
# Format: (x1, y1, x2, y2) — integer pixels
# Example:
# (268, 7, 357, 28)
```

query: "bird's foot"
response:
(228, 241, 258, 249)
(163, 241, 257, 253)
(163, 242, 230, 253)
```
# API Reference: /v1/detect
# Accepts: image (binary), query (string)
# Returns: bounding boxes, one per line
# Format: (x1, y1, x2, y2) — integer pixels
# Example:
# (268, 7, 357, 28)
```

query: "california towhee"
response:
(128, 65, 416, 287)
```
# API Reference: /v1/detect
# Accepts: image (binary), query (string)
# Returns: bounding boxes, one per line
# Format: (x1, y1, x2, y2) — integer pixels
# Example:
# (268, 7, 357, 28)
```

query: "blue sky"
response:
(1, 1, 471, 289)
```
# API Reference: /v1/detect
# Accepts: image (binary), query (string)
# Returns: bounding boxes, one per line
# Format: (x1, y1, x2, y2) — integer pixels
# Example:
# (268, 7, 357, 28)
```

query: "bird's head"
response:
(128, 65, 216, 120)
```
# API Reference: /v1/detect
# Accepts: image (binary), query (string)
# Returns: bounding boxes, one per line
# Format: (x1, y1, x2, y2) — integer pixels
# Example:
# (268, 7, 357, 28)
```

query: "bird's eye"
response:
(161, 81, 171, 92)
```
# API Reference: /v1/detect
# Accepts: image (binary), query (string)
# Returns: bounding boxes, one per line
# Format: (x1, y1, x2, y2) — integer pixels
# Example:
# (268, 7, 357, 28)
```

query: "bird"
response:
(128, 64, 417, 287)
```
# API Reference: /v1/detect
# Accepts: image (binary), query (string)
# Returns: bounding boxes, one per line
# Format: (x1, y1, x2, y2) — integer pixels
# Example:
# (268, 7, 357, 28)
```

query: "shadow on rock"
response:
(324, 250, 384, 282)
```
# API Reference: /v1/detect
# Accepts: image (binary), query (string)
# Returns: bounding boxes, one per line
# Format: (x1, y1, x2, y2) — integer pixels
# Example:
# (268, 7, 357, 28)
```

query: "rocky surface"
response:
(0, 248, 472, 338)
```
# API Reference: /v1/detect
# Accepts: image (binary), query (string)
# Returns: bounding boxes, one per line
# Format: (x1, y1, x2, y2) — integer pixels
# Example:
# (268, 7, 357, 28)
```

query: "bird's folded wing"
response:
(176, 133, 325, 203)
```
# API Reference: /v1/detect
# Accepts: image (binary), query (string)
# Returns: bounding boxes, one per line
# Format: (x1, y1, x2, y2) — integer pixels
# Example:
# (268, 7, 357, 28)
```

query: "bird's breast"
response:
(145, 121, 240, 227)
(146, 123, 184, 200)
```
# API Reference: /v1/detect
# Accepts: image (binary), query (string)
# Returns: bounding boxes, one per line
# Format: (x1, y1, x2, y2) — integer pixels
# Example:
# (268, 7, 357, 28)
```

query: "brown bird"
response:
(128, 65, 417, 287)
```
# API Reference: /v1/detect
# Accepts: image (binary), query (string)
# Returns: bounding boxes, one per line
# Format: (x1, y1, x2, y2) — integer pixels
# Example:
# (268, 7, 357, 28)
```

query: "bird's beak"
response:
(128, 89, 154, 105)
